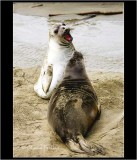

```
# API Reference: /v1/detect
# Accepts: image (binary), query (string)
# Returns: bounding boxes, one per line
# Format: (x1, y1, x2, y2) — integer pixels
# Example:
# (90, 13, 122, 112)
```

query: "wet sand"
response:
(13, 2, 124, 72)
(13, 2, 123, 17)
(13, 2, 124, 158)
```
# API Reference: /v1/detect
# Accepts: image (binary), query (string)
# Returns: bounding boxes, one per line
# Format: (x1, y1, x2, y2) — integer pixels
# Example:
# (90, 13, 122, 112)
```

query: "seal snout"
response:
(63, 28, 73, 42)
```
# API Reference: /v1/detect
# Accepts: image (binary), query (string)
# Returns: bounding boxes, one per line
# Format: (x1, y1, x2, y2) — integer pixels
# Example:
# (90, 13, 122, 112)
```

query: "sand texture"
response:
(13, 67, 124, 157)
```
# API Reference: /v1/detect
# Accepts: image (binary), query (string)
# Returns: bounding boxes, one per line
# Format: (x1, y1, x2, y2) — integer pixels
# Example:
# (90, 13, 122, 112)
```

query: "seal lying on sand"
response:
(34, 23, 75, 99)
(47, 51, 105, 155)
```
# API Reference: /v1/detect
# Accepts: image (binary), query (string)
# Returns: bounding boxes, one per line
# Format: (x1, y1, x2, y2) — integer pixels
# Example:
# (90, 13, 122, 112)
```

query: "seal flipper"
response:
(65, 134, 106, 155)
(77, 135, 95, 154)
(77, 134, 106, 155)
(66, 139, 84, 153)
(42, 65, 53, 93)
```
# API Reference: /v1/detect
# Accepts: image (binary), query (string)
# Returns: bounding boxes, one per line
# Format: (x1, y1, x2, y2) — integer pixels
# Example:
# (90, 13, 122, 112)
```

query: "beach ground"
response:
(13, 67, 124, 157)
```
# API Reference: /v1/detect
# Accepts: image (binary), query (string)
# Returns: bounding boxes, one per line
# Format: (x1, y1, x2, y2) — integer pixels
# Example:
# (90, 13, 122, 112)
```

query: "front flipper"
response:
(42, 64, 53, 93)
(34, 64, 53, 99)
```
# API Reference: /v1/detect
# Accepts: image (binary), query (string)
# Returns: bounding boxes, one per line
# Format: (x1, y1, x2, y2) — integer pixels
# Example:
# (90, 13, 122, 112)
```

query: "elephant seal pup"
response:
(34, 23, 75, 99)
(47, 51, 105, 155)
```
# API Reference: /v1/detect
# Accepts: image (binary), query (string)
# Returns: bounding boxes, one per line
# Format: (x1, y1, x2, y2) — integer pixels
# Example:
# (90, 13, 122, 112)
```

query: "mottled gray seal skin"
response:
(47, 51, 105, 155)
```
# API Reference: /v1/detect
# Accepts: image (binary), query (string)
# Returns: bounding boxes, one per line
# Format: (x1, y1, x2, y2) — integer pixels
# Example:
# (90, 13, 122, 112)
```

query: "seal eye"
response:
(54, 29, 58, 34)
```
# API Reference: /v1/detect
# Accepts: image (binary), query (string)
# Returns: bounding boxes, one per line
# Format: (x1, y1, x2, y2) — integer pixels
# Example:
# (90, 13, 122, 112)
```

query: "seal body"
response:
(47, 52, 105, 154)
(34, 23, 75, 99)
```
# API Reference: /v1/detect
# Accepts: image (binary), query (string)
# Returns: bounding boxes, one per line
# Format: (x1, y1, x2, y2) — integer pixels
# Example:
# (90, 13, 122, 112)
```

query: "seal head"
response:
(64, 52, 88, 80)
(49, 23, 73, 43)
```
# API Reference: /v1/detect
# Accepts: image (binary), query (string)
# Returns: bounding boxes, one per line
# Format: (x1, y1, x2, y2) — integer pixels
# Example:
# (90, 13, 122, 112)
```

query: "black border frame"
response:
(1, 1, 136, 159)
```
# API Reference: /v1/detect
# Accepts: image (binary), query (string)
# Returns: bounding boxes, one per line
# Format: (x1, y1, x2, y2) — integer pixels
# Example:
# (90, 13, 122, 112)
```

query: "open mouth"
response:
(64, 29, 73, 42)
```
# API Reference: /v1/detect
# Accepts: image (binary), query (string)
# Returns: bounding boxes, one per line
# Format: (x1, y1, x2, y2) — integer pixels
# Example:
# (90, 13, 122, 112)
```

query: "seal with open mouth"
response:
(34, 23, 75, 99)
(47, 51, 105, 155)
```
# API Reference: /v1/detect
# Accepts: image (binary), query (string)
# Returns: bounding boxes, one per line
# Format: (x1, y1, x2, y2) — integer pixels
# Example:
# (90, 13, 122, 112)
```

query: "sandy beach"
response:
(13, 67, 124, 157)
(13, 2, 124, 158)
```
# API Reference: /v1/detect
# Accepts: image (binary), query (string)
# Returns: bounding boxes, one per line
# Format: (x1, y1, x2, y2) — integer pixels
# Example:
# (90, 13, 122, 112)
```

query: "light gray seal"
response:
(34, 23, 75, 99)
(47, 51, 105, 155)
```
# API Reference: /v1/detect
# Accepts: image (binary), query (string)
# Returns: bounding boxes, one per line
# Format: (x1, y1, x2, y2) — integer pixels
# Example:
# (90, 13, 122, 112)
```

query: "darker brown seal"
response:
(47, 51, 105, 155)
